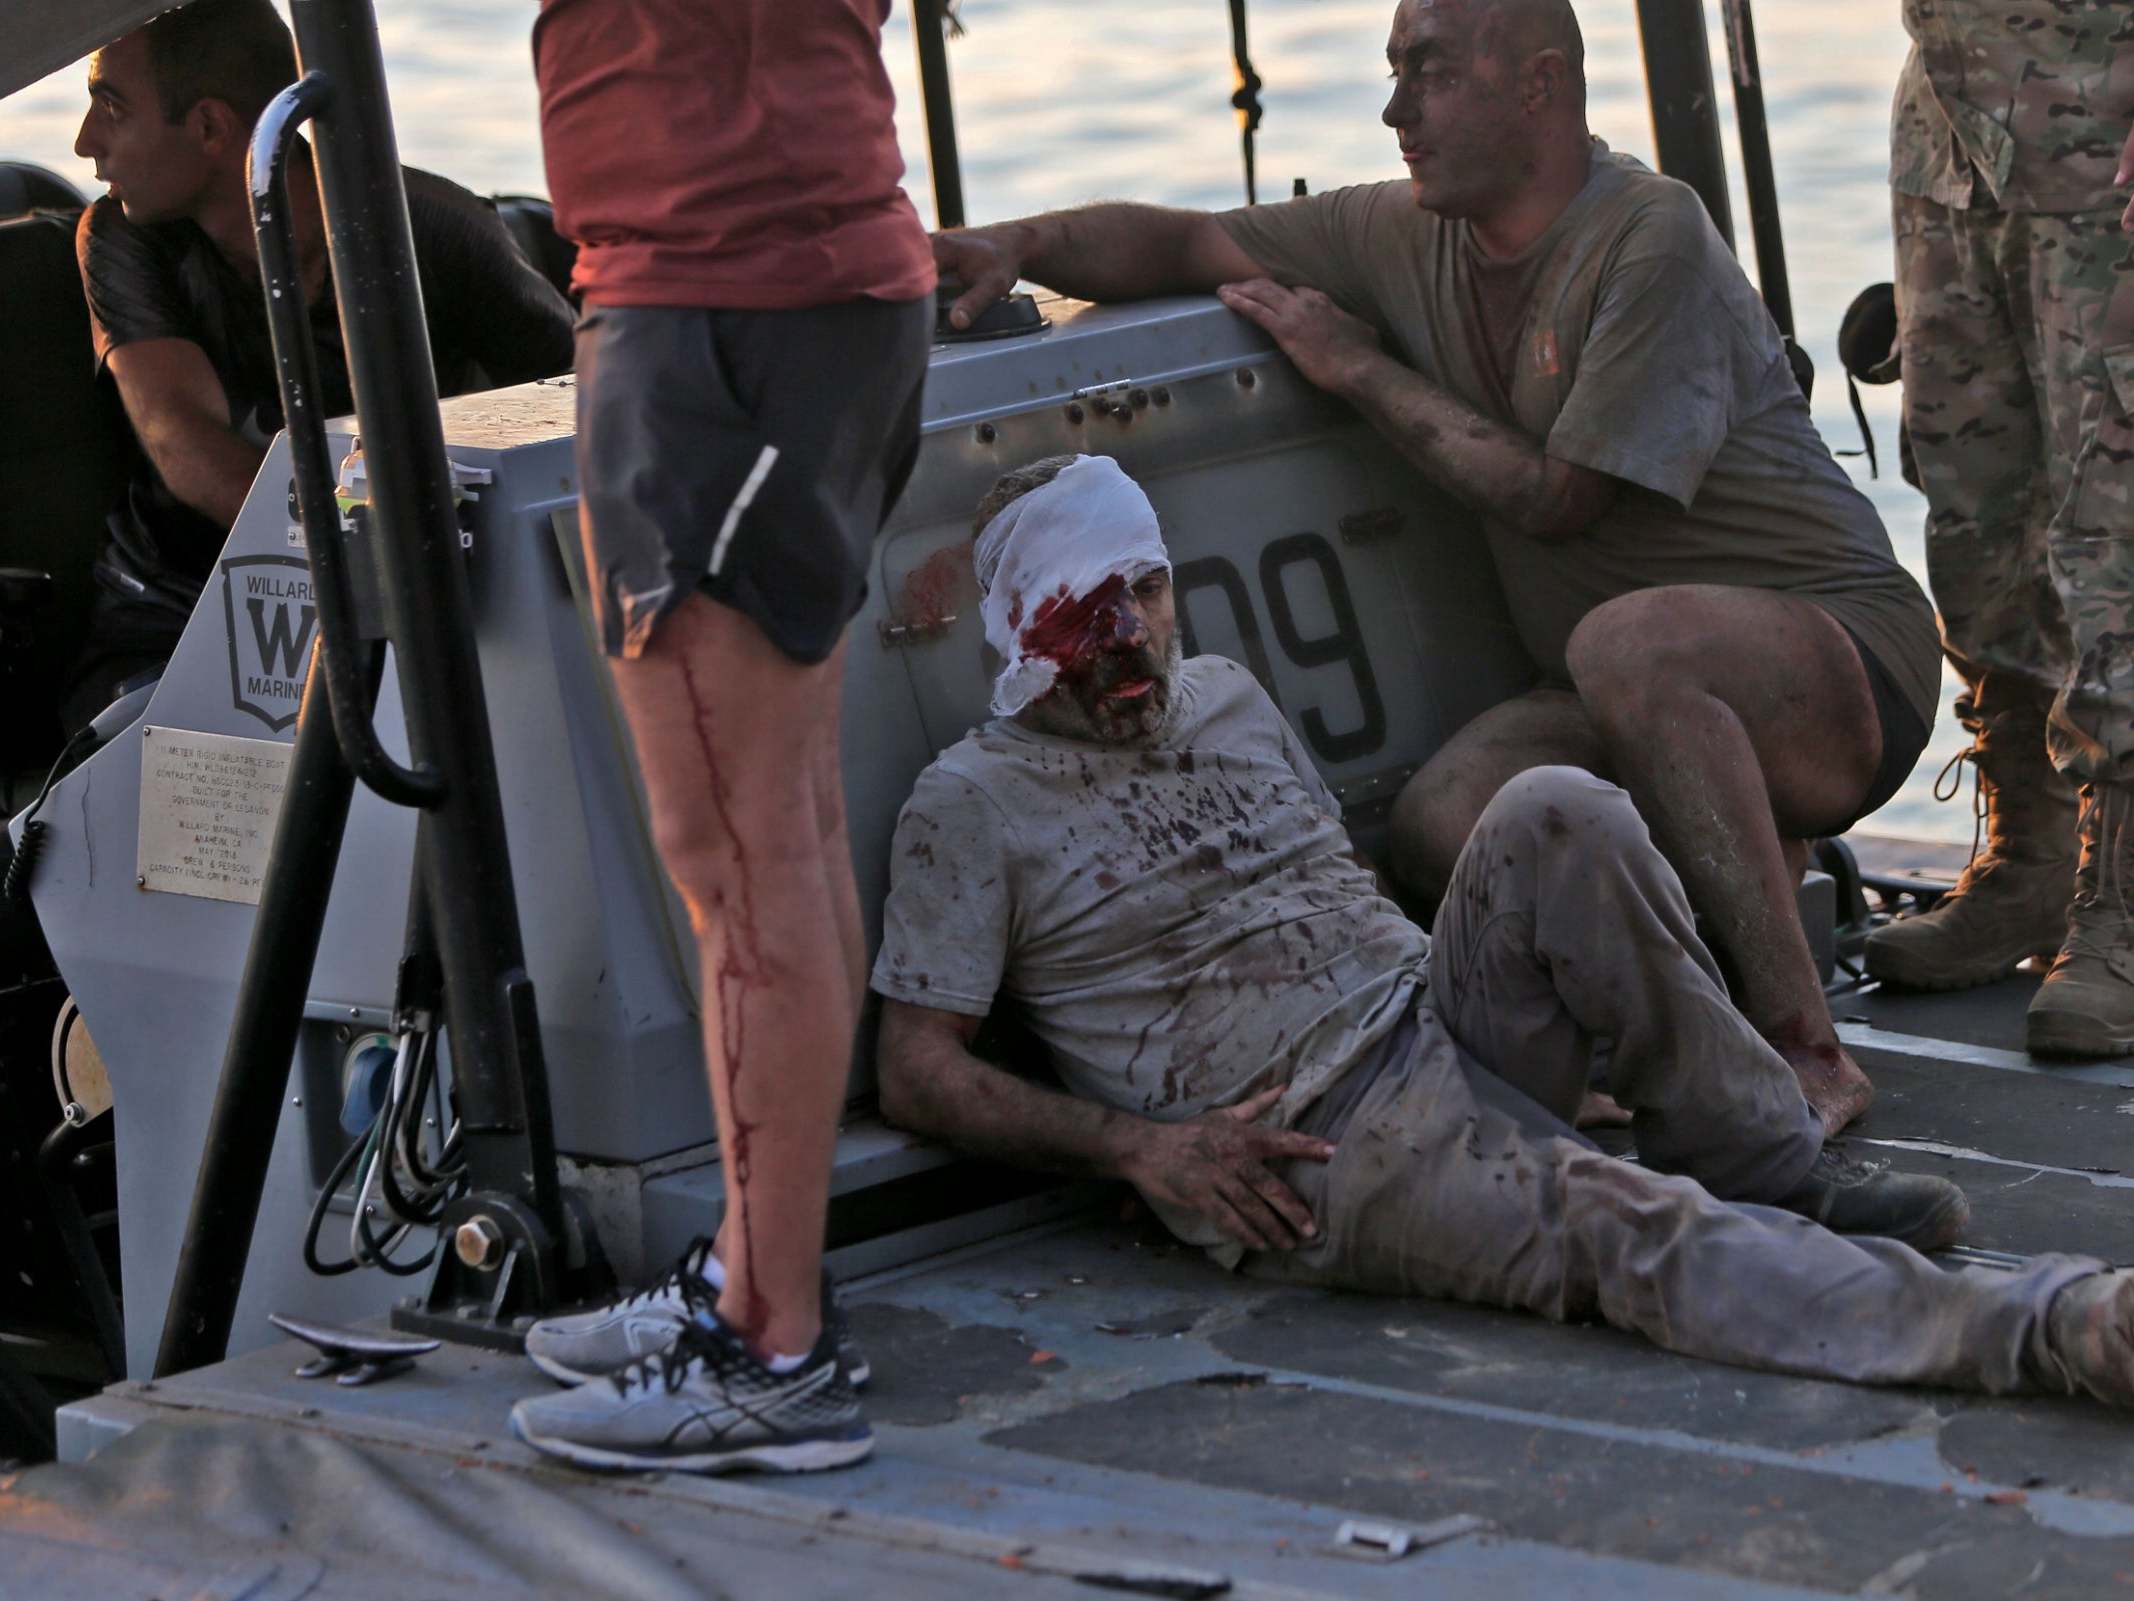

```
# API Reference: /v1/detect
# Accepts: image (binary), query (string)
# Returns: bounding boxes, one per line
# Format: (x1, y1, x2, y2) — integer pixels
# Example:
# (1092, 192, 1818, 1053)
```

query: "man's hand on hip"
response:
(1217, 279, 1382, 396)
(1115, 1084, 1337, 1252)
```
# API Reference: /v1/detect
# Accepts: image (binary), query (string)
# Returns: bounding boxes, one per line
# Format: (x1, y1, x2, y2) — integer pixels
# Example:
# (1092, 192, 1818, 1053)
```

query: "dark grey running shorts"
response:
(573, 295, 931, 664)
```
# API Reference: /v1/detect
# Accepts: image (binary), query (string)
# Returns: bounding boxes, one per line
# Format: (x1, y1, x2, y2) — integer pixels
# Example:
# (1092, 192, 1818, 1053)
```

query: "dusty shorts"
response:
(573, 296, 931, 664)
(1835, 620, 1931, 829)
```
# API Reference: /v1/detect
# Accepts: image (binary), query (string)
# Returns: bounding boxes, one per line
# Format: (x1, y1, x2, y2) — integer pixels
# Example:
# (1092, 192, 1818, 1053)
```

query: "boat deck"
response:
(16, 962, 2134, 1601)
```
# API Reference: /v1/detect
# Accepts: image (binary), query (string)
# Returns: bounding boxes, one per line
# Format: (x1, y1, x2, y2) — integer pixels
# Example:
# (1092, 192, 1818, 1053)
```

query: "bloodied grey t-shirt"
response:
(871, 654, 1427, 1161)
(1216, 145, 1940, 728)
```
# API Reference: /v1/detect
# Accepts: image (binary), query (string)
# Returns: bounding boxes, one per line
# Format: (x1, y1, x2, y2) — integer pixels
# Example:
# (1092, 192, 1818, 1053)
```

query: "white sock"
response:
(694, 1250, 807, 1368)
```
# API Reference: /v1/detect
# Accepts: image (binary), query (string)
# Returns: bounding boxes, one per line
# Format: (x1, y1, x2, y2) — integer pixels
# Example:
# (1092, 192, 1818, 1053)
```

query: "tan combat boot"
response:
(1864, 700, 2075, 991)
(2028, 782, 2134, 1058)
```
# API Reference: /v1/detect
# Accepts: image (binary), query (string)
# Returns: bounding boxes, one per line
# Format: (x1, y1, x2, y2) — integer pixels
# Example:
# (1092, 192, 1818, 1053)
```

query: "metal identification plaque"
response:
(137, 726, 292, 905)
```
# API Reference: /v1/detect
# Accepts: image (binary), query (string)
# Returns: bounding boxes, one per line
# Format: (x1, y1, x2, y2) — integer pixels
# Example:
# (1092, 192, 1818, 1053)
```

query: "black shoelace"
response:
(626, 1236, 722, 1317)
(612, 1316, 757, 1400)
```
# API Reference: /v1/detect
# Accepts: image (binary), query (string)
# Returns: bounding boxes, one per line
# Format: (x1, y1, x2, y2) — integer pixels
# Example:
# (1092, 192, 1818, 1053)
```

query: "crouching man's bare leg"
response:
(609, 595, 855, 1359)
(1387, 687, 1611, 901)
(1563, 585, 1882, 1132)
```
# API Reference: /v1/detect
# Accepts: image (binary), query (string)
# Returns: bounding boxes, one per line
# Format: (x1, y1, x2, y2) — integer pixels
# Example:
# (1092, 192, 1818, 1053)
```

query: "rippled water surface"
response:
(5, 2, 1973, 839)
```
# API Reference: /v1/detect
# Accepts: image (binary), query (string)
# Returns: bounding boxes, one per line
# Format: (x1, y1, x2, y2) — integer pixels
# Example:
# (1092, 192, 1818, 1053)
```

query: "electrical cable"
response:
(301, 1124, 372, 1276)
(6, 723, 97, 903)
(301, 1023, 467, 1278)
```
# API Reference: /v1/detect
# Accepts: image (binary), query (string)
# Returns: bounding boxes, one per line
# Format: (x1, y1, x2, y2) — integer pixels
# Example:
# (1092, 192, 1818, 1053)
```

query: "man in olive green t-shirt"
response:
(933, 0, 1940, 1134)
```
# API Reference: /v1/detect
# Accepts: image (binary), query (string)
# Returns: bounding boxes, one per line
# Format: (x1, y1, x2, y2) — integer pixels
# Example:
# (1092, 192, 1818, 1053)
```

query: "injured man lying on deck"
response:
(871, 453, 2134, 1407)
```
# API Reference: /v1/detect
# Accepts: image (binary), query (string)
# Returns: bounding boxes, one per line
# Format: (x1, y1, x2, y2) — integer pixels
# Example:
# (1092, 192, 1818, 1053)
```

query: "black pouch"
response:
(1835, 283, 1900, 478)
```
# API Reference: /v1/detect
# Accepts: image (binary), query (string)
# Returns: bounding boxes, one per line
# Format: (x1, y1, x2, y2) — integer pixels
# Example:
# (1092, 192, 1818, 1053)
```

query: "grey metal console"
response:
(18, 293, 1530, 1374)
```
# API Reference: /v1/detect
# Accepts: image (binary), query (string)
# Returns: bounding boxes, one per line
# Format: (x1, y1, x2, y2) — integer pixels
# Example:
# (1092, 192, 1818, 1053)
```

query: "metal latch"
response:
(879, 613, 958, 648)
(1338, 506, 1404, 545)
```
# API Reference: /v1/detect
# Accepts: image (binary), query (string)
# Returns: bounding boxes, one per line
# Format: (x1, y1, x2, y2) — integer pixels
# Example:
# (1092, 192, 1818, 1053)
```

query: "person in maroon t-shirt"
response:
(511, 0, 934, 1474)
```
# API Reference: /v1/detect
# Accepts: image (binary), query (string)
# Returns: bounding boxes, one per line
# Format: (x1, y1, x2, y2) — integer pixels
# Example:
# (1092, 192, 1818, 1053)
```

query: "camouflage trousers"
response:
(1894, 192, 2134, 779)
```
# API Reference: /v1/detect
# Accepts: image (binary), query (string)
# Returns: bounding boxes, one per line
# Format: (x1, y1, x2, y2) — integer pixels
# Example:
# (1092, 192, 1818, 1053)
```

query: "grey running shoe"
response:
(523, 1240, 869, 1388)
(511, 1317, 872, 1474)
(2045, 1270, 2134, 1407)
(1774, 1142, 1969, 1251)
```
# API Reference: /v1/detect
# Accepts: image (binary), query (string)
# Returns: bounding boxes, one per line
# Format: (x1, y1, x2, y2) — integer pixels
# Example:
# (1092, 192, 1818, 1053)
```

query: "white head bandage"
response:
(975, 455, 1171, 716)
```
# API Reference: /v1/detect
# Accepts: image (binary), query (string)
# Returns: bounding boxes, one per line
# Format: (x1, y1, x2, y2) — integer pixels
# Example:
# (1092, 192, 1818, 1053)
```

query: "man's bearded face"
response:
(1019, 569, 1182, 745)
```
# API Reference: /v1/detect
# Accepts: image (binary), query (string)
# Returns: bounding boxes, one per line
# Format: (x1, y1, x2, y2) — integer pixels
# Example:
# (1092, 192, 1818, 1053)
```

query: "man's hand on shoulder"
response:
(1114, 1084, 1336, 1252)
(1216, 278, 1383, 397)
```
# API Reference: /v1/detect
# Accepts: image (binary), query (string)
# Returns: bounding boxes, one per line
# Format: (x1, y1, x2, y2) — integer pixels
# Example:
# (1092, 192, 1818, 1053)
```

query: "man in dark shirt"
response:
(63, 0, 575, 731)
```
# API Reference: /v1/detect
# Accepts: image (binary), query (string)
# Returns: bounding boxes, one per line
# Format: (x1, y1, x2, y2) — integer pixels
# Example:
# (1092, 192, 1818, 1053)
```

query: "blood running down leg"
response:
(610, 593, 854, 1358)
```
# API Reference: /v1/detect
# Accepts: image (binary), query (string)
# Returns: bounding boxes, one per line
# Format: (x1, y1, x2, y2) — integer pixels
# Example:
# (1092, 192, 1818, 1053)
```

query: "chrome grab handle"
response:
(247, 72, 444, 809)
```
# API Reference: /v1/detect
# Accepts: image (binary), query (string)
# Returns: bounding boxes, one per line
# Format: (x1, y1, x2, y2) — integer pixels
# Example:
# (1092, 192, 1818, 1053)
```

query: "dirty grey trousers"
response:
(1248, 766, 2100, 1396)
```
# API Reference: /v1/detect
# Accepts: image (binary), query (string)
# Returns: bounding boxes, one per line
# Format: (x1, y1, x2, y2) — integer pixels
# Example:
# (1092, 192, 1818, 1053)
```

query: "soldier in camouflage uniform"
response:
(1864, 1, 2134, 1056)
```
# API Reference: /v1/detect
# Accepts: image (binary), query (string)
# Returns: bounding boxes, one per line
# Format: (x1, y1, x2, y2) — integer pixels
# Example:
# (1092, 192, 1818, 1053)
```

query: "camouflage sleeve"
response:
(1892, 0, 2133, 212)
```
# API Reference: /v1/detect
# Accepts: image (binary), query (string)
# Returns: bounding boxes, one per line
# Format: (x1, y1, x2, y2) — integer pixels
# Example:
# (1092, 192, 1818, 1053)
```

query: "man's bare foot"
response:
(1575, 1088, 1634, 1129)
(1772, 1039, 1875, 1134)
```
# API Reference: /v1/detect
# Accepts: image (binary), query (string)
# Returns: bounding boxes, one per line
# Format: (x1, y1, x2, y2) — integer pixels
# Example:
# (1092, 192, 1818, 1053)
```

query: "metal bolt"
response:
(975, 422, 997, 444)
(1153, 387, 1171, 406)
(291, 1096, 302, 1107)
(398, 1295, 421, 1310)
(1129, 388, 1149, 410)
(347, 1007, 360, 1019)
(1236, 368, 1257, 390)
(455, 1214, 506, 1271)
(1065, 402, 1086, 425)
(136, 875, 147, 889)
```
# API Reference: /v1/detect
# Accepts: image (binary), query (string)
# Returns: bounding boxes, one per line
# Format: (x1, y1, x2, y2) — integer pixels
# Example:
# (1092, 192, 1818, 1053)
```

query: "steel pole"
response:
(1633, 0, 1735, 250)
(913, 0, 965, 228)
(1718, 0, 1793, 336)
(287, 0, 561, 1230)
(154, 641, 375, 1376)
